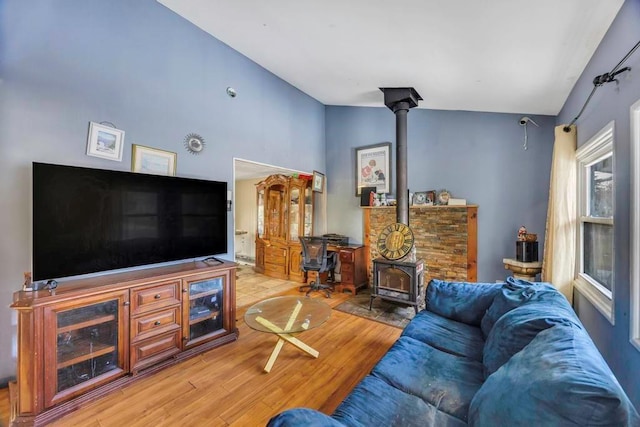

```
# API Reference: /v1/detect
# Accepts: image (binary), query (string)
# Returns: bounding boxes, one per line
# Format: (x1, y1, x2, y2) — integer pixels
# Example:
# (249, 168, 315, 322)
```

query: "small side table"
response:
(503, 258, 543, 281)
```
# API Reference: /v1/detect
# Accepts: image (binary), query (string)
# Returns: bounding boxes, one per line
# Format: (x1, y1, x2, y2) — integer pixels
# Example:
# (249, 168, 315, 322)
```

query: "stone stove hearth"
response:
(363, 206, 478, 285)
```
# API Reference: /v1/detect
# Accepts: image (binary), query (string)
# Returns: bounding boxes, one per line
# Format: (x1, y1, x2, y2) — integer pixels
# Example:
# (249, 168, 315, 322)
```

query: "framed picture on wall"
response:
(426, 190, 437, 205)
(312, 170, 325, 192)
(86, 121, 125, 161)
(413, 191, 427, 205)
(131, 144, 177, 176)
(355, 142, 391, 196)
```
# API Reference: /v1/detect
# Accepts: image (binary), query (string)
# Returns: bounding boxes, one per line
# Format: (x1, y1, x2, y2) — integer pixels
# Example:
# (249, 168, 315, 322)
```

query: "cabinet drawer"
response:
(131, 307, 181, 342)
(339, 250, 354, 263)
(265, 253, 286, 265)
(265, 248, 287, 265)
(131, 330, 181, 372)
(265, 262, 287, 275)
(131, 281, 181, 316)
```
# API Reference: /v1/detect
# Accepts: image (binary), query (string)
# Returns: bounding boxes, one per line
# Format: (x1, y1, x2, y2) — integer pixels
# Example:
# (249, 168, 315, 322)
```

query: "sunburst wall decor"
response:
(184, 133, 205, 155)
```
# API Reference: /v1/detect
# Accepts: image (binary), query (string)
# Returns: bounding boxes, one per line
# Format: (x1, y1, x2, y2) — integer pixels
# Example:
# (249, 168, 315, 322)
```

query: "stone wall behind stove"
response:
(363, 206, 478, 286)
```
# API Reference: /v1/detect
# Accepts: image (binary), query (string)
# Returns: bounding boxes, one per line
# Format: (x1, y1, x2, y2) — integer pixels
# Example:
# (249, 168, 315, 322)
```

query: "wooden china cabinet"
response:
(254, 174, 314, 282)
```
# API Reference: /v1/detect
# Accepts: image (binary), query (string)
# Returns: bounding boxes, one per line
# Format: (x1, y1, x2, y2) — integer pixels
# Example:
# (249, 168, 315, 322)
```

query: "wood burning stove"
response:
(368, 87, 425, 315)
(370, 258, 425, 314)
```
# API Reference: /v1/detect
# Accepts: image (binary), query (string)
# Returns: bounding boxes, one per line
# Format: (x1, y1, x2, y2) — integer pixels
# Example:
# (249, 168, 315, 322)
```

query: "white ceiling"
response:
(158, 0, 623, 115)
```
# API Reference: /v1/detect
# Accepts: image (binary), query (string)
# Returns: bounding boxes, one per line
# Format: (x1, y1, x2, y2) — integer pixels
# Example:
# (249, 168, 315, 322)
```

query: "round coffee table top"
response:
(244, 296, 331, 334)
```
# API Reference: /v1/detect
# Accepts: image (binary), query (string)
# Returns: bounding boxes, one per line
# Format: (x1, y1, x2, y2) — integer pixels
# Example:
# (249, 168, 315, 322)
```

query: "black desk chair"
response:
(298, 237, 337, 298)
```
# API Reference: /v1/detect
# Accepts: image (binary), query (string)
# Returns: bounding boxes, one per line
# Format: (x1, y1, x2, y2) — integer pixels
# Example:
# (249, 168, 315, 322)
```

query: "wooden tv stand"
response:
(10, 261, 238, 426)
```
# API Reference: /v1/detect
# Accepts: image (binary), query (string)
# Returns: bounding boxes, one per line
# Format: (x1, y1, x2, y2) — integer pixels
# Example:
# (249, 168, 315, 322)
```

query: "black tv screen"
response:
(33, 162, 228, 281)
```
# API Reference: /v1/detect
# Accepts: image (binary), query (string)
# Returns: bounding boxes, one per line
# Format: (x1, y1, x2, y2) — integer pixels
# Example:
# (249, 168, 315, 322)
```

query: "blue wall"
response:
(557, 0, 640, 407)
(325, 106, 555, 282)
(0, 0, 325, 382)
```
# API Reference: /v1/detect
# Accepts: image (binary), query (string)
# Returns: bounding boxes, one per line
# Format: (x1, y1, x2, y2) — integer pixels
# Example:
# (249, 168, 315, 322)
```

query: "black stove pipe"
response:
(380, 88, 422, 225)
(395, 104, 409, 225)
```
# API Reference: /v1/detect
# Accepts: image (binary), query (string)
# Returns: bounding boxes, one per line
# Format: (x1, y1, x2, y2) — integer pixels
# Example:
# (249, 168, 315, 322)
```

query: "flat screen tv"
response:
(32, 162, 228, 281)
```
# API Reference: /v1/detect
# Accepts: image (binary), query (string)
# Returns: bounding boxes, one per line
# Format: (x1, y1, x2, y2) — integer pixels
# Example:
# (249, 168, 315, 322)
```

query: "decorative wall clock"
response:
(184, 133, 205, 155)
(376, 223, 415, 260)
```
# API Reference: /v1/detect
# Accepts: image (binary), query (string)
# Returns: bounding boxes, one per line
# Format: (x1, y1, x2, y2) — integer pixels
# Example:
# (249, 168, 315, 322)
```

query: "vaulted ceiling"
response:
(158, 0, 624, 115)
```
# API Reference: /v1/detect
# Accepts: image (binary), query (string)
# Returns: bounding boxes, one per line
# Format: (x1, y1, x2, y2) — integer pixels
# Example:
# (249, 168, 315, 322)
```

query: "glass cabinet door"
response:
(186, 276, 224, 343)
(257, 188, 265, 238)
(304, 187, 313, 237)
(44, 290, 127, 407)
(289, 187, 300, 242)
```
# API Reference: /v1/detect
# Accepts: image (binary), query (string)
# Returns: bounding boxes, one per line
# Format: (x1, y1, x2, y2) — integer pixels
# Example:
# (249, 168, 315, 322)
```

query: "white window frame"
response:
(630, 100, 640, 351)
(574, 121, 614, 324)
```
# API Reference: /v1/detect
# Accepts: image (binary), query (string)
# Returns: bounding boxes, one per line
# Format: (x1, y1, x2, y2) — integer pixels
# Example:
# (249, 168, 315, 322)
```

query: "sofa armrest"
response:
(267, 408, 345, 427)
(425, 279, 503, 326)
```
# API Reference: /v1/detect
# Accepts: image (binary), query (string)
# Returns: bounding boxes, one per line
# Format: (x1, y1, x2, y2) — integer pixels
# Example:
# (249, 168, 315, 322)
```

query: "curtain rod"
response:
(563, 40, 640, 133)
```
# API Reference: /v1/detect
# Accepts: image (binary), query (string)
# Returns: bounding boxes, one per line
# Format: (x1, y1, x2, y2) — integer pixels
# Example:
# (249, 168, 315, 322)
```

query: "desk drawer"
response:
(131, 307, 181, 342)
(341, 263, 354, 274)
(131, 281, 181, 316)
(339, 250, 354, 263)
(341, 270, 354, 284)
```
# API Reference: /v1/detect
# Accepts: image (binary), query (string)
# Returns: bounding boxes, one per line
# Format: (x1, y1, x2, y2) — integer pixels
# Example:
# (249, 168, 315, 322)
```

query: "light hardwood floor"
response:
(0, 267, 401, 426)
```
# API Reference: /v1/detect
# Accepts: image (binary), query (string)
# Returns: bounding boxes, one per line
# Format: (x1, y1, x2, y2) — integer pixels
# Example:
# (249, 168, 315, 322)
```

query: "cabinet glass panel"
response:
(189, 277, 224, 340)
(304, 187, 313, 237)
(289, 188, 300, 241)
(257, 189, 265, 238)
(56, 300, 119, 392)
(268, 188, 286, 239)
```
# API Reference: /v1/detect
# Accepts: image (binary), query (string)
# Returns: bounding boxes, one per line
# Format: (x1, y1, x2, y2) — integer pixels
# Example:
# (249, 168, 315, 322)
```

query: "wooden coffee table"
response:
(244, 296, 331, 373)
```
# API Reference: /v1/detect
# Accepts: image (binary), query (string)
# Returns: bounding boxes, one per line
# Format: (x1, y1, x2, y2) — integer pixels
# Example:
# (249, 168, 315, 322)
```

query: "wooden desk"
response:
(329, 244, 368, 295)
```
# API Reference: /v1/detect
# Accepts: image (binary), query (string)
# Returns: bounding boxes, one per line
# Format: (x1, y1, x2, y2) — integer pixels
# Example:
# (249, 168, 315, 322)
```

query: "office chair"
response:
(298, 237, 337, 298)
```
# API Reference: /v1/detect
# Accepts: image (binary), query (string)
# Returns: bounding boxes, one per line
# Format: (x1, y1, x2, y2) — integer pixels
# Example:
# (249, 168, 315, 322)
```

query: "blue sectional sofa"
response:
(268, 277, 640, 426)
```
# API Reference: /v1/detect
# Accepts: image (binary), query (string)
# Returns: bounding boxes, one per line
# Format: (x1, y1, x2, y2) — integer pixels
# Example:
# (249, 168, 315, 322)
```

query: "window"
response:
(575, 121, 614, 324)
(631, 100, 640, 350)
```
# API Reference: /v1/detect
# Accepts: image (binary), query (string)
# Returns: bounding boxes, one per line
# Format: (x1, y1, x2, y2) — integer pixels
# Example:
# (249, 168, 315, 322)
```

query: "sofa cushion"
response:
(371, 336, 484, 422)
(480, 279, 557, 337)
(332, 375, 466, 427)
(426, 279, 503, 326)
(469, 324, 640, 427)
(402, 309, 485, 362)
(268, 408, 346, 427)
(482, 289, 580, 376)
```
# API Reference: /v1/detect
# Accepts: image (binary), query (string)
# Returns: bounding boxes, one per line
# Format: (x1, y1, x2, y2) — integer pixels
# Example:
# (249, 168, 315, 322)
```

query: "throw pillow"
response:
(479, 279, 556, 338)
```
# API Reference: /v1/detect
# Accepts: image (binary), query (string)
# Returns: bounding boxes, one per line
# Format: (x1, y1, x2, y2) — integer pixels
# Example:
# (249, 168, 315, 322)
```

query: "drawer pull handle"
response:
(154, 294, 161, 299)
(154, 321, 161, 326)
(123, 301, 130, 306)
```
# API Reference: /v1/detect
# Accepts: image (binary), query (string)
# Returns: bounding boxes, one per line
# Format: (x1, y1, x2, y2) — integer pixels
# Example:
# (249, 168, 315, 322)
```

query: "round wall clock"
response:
(184, 133, 205, 155)
(376, 223, 415, 260)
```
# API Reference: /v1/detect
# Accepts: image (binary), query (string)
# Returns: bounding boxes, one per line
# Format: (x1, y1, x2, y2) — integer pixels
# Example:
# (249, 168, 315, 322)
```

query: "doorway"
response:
(232, 158, 306, 266)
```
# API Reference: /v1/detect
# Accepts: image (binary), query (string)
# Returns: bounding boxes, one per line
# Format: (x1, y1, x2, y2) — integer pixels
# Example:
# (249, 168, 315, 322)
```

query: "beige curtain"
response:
(542, 125, 577, 303)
